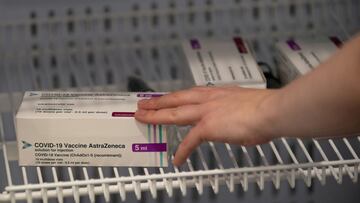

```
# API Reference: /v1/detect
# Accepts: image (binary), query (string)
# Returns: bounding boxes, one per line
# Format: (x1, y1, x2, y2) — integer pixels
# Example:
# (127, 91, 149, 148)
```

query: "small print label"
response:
(132, 143, 167, 152)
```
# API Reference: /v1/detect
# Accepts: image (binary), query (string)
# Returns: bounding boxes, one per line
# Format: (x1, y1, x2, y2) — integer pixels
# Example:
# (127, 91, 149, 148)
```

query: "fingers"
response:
(137, 89, 202, 110)
(173, 125, 205, 166)
(138, 87, 221, 110)
(135, 104, 204, 125)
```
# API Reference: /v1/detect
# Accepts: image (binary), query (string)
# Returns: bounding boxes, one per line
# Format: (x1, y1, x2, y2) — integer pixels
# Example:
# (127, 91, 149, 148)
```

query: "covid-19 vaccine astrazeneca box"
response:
(182, 37, 266, 89)
(16, 92, 168, 167)
(275, 36, 342, 84)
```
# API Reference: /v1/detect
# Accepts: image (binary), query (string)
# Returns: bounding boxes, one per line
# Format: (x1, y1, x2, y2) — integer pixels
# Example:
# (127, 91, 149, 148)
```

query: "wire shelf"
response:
(0, 0, 360, 202)
(1, 124, 359, 202)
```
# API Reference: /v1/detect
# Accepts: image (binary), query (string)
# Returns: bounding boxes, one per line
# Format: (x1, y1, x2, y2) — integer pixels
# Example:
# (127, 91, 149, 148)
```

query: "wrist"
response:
(257, 89, 285, 140)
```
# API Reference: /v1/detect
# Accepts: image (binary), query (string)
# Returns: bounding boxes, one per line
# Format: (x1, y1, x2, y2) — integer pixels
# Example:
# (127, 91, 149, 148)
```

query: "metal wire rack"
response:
(1, 121, 360, 202)
(0, 0, 360, 202)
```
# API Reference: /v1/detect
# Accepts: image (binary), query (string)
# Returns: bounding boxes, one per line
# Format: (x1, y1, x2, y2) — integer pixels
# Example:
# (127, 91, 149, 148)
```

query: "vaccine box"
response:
(182, 37, 267, 89)
(16, 91, 168, 167)
(275, 36, 342, 84)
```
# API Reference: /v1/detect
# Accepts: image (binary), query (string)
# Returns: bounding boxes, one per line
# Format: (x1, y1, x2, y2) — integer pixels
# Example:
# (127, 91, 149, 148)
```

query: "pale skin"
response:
(135, 34, 360, 166)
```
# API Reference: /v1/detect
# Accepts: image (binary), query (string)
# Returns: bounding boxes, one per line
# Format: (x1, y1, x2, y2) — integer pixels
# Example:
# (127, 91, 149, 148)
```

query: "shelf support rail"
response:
(2, 159, 359, 202)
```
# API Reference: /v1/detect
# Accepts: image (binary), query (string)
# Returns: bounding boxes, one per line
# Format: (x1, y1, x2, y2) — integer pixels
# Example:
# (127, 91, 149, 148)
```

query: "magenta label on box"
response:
(233, 37, 248, 53)
(132, 143, 167, 152)
(329, 36, 342, 48)
(112, 112, 135, 117)
(190, 39, 201, 49)
(287, 40, 301, 51)
(137, 93, 163, 98)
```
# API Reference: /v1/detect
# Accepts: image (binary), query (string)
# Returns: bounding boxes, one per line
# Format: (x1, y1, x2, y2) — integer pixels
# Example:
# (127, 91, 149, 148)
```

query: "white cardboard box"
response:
(16, 91, 168, 167)
(182, 37, 266, 89)
(275, 36, 342, 84)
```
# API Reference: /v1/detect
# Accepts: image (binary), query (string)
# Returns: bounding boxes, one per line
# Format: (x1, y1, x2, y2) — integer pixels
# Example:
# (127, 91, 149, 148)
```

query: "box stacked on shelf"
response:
(275, 36, 342, 84)
(182, 37, 267, 89)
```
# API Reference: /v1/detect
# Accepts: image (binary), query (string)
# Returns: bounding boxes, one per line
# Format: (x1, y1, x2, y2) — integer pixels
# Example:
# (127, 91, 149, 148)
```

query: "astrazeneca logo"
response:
(21, 140, 32, 149)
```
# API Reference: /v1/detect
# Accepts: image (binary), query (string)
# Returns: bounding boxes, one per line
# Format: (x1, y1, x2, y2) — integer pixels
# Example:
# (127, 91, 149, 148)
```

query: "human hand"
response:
(135, 86, 279, 166)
